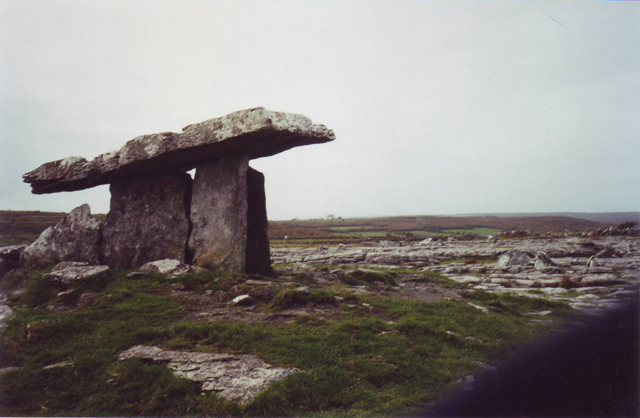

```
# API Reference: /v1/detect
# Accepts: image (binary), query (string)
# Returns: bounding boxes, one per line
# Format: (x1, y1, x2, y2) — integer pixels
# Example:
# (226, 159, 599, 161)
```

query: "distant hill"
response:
(454, 212, 640, 225)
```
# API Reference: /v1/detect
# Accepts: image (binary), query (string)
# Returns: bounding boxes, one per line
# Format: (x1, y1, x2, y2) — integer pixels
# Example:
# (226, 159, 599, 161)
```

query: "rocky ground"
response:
(0, 233, 638, 416)
(271, 235, 640, 314)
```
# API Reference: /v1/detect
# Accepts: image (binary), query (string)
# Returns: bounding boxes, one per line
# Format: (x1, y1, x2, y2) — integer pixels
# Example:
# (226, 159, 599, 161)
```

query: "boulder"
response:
(496, 251, 533, 268)
(24, 108, 335, 194)
(19, 204, 102, 270)
(101, 174, 191, 269)
(534, 252, 556, 269)
(0, 245, 26, 278)
(118, 345, 298, 404)
(188, 156, 249, 272)
(42, 265, 110, 285)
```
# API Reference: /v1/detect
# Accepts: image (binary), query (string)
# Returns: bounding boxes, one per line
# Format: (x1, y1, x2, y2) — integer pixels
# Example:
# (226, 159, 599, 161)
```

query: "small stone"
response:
(77, 293, 97, 309)
(467, 303, 490, 314)
(230, 294, 254, 306)
(296, 285, 310, 294)
(205, 289, 214, 296)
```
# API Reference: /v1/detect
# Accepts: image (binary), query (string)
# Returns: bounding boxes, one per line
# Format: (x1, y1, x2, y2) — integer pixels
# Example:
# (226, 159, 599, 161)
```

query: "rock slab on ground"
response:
(19, 204, 102, 270)
(42, 265, 110, 285)
(101, 174, 192, 269)
(118, 345, 298, 403)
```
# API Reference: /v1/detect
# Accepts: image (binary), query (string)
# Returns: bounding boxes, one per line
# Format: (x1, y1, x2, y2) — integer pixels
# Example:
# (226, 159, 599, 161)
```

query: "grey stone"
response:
(245, 168, 273, 275)
(19, 204, 102, 270)
(189, 156, 249, 272)
(580, 274, 625, 287)
(0, 268, 30, 293)
(0, 245, 25, 278)
(101, 174, 191, 269)
(496, 251, 533, 268)
(42, 265, 110, 285)
(118, 345, 298, 403)
(139, 259, 205, 277)
(0, 304, 16, 329)
(24, 108, 334, 194)
(52, 261, 89, 271)
(534, 252, 556, 269)
(230, 294, 255, 306)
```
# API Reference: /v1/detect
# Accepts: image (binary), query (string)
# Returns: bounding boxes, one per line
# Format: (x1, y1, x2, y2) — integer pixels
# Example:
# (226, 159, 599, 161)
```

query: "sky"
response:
(1, 0, 638, 220)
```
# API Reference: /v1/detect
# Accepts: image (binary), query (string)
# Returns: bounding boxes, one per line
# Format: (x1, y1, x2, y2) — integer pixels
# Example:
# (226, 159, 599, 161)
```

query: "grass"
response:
(442, 228, 501, 236)
(0, 267, 577, 417)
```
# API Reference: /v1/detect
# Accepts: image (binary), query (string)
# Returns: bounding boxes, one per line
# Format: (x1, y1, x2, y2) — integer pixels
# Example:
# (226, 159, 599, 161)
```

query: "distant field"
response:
(0, 210, 617, 247)
(268, 215, 610, 240)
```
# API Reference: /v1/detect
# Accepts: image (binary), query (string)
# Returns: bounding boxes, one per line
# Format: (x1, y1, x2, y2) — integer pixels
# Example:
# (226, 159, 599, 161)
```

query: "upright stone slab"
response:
(101, 173, 191, 269)
(246, 168, 273, 276)
(188, 156, 249, 272)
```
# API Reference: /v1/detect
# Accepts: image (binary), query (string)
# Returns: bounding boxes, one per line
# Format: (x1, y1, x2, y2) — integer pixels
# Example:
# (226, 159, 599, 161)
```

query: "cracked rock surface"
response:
(118, 345, 298, 403)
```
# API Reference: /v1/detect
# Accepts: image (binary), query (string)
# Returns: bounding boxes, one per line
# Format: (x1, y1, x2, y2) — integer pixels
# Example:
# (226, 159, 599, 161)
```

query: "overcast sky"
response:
(1, 0, 638, 220)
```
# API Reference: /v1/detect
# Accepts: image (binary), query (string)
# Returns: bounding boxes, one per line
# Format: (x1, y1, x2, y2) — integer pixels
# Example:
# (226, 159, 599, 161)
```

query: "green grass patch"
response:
(1, 268, 576, 417)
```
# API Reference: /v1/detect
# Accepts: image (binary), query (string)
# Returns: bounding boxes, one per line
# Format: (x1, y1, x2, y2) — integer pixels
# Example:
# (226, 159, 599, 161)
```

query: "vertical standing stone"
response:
(101, 173, 191, 269)
(246, 168, 273, 276)
(189, 155, 249, 272)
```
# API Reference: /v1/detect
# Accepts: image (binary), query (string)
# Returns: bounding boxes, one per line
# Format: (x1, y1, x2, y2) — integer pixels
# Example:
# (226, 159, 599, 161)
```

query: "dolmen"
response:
(19, 108, 335, 275)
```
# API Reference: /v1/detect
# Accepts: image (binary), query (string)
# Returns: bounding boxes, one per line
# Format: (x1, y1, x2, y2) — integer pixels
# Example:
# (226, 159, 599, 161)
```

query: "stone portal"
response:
(22, 108, 335, 274)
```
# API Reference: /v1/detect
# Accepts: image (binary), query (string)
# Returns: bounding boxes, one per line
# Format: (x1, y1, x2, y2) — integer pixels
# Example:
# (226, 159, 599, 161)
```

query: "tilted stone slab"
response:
(101, 173, 192, 269)
(19, 204, 102, 270)
(24, 108, 335, 194)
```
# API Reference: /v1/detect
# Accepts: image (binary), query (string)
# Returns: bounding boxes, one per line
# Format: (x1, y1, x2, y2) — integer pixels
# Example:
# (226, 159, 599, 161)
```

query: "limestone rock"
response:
(0, 268, 30, 293)
(19, 204, 102, 270)
(118, 345, 298, 403)
(230, 294, 255, 306)
(24, 108, 335, 194)
(101, 174, 191, 269)
(245, 168, 272, 275)
(534, 252, 556, 269)
(189, 156, 249, 272)
(0, 304, 16, 329)
(0, 245, 26, 278)
(140, 259, 205, 277)
(496, 251, 533, 268)
(42, 265, 110, 285)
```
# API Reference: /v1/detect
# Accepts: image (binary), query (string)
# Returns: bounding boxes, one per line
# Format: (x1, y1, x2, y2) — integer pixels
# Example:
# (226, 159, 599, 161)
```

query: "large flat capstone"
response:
(23, 108, 335, 194)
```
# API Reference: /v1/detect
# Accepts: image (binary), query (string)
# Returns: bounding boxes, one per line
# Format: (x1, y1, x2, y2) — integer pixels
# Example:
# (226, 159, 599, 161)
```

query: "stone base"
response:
(101, 174, 191, 269)
(188, 157, 272, 274)
(188, 156, 249, 272)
